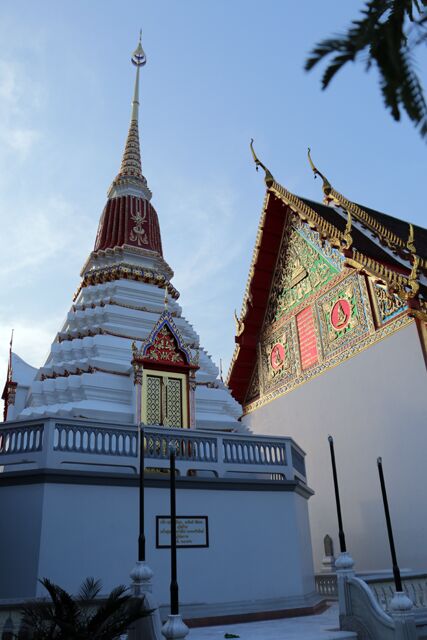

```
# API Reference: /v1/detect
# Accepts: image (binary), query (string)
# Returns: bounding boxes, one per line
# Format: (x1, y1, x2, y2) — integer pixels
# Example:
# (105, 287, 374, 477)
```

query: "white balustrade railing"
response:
(0, 423, 44, 455)
(315, 571, 427, 611)
(0, 418, 307, 482)
(367, 574, 427, 611)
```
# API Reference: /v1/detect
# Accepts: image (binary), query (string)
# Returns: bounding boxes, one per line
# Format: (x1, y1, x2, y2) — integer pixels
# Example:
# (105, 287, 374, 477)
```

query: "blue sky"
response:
(0, 0, 426, 386)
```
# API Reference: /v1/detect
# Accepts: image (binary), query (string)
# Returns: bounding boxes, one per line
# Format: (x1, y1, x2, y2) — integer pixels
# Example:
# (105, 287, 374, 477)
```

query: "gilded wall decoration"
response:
(266, 223, 340, 325)
(316, 274, 369, 357)
(145, 326, 185, 364)
(246, 213, 411, 414)
(244, 312, 412, 415)
(374, 284, 407, 324)
(245, 363, 260, 403)
(260, 320, 298, 394)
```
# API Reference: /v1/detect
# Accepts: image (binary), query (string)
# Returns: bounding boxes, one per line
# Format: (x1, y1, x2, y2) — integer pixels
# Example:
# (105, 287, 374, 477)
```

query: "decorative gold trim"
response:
(307, 150, 425, 270)
(270, 181, 343, 248)
(74, 265, 179, 302)
(243, 312, 414, 415)
(407, 223, 416, 254)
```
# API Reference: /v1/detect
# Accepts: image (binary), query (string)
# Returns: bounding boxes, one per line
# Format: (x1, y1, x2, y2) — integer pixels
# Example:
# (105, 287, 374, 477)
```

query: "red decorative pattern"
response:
(296, 306, 318, 370)
(94, 195, 163, 256)
(330, 299, 351, 331)
(270, 343, 285, 370)
(145, 326, 185, 364)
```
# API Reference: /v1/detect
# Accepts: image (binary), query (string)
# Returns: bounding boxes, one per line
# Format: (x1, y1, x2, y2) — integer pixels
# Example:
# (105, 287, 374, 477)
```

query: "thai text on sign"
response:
(156, 516, 209, 548)
(296, 307, 318, 370)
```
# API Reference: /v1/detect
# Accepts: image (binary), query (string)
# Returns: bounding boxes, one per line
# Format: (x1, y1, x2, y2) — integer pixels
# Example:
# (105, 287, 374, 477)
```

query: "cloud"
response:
(161, 183, 252, 293)
(1, 127, 40, 157)
(0, 317, 60, 383)
(0, 60, 16, 101)
(0, 194, 91, 289)
(0, 59, 42, 160)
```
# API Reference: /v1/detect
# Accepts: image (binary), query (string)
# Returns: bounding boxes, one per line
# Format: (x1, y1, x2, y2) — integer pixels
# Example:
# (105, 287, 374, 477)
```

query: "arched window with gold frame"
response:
(131, 311, 199, 428)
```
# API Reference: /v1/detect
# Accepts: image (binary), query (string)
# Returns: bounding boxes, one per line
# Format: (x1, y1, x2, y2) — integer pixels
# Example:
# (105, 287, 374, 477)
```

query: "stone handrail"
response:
(316, 571, 427, 611)
(0, 418, 306, 482)
(367, 574, 427, 611)
(315, 573, 338, 599)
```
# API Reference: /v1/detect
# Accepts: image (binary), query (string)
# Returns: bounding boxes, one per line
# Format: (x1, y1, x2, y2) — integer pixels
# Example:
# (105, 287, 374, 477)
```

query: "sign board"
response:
(156, 516, 209, 548)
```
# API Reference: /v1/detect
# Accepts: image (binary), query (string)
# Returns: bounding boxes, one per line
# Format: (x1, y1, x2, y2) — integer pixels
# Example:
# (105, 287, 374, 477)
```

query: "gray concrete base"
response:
(165, 591, 326, 625)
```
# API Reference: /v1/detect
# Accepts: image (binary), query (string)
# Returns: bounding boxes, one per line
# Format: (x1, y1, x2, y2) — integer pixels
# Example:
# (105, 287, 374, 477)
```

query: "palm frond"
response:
(22, 577, 152, 640)
(305, 0, 427, 140)
(78, 577, 103, 602)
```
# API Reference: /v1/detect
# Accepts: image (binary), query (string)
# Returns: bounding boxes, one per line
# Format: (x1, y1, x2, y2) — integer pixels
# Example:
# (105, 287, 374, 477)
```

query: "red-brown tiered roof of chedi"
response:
(94, 196, 163, 255)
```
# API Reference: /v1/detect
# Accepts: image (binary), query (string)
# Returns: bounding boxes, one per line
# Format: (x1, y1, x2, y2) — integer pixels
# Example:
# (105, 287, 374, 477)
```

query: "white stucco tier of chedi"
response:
(3, 36, 241, 432)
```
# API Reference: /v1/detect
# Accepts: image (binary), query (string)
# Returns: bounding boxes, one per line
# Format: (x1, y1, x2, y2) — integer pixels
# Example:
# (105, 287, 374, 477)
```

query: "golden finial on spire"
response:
(132, 30, 147, 67)
(307, 148, 332, 198)
(250, 139, 274, 187)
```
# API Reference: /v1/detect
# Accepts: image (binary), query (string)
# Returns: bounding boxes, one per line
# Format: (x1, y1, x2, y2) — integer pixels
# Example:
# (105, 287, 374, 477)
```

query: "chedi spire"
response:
(94, 33, 163, 256)
(108, 32, 151, 201)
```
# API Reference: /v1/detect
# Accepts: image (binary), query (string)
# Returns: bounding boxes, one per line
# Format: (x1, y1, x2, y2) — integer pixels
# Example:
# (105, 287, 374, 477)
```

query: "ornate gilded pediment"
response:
(265, 220, 342, 325)
(132, 311, 199, 369)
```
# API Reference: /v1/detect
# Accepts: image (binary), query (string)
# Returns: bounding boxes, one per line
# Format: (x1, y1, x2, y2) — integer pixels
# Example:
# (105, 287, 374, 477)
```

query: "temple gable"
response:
(265, 219, 341, 325)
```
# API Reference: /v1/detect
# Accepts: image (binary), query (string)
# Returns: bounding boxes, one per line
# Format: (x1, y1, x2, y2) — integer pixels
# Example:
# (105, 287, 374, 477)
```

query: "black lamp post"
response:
(377, 457, 403, 592)
(328, 435, 347, 553)
(169, 441, 179, 615)
(138, 425, 145, 562)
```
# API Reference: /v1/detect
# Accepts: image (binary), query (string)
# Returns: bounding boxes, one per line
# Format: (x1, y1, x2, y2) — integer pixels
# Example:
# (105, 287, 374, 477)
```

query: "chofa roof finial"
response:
(307, 148, 332, 199)
(250, 139, 274, 187)
(407, 223, 416, 254)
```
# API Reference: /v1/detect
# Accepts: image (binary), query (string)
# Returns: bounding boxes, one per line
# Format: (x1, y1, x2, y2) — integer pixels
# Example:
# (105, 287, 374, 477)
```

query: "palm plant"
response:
(20, 577, 150, 640)
(305, 0, 427, 140)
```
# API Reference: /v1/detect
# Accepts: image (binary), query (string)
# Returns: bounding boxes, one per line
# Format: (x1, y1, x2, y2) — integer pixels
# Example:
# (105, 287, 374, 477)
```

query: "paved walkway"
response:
(189, 603, 356, 639)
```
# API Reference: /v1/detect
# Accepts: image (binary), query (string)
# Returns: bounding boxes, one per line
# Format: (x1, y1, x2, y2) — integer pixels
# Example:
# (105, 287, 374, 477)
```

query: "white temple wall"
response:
(0, 476, 317, 616)
(243, 321, 427, 573)
(0, 483, 44, 599)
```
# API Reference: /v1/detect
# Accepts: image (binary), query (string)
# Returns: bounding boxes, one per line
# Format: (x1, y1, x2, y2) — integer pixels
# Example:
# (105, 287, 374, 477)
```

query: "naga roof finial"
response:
(407, 223, 416, 254)
(307, 148, 332, 199)
(250, 139, 274, 187)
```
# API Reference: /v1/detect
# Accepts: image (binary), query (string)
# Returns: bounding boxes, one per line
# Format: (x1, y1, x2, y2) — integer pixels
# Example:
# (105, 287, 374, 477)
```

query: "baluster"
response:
(60, 428, 67, 451)
(103, 432, 109, 454)
(418, 582, 425, 607)
(75, 430, 82, 452)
